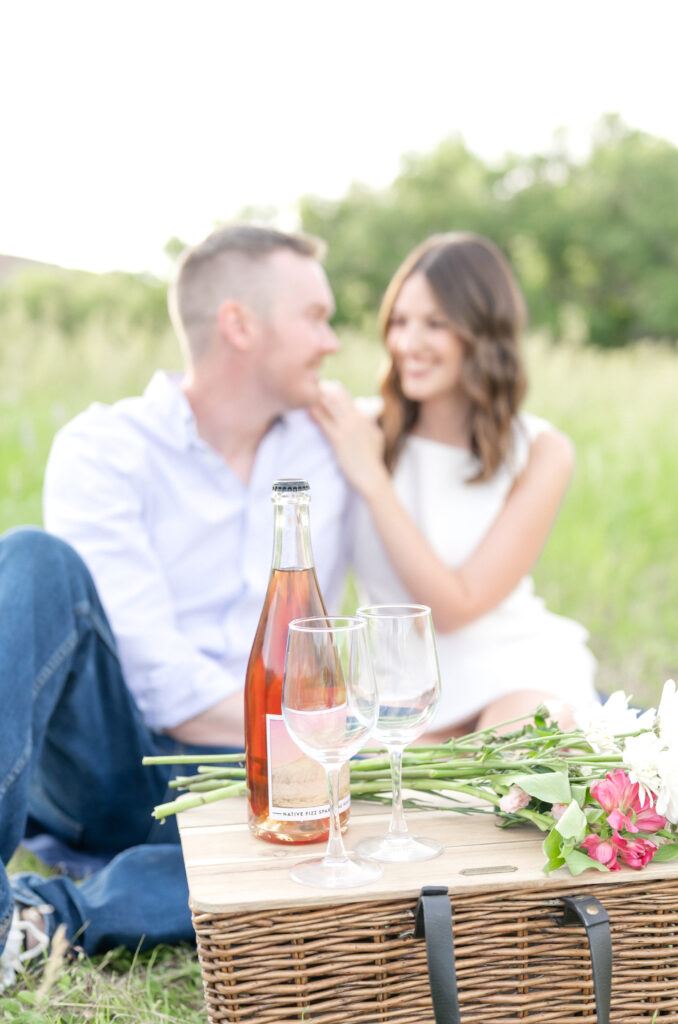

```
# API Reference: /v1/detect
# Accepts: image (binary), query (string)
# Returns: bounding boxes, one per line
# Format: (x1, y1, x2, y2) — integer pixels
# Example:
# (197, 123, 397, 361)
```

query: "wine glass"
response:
(355, 603, 443, 862)
(282, 616, 383, 888)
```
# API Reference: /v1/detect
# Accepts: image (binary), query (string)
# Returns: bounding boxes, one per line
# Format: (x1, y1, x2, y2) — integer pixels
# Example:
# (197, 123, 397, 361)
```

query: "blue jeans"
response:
(0, 527, 239, 957)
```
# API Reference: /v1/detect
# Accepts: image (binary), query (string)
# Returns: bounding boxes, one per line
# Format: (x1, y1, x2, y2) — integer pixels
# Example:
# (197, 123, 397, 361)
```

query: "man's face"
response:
(252, 250, 339, 411)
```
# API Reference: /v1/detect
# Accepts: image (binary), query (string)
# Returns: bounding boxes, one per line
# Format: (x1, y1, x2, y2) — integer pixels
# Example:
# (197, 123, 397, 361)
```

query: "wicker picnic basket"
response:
(179, 800, 678, 1023)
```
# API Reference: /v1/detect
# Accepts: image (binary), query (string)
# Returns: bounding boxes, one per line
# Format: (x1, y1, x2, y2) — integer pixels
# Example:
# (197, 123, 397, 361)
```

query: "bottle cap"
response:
(272, 479, 310, 493)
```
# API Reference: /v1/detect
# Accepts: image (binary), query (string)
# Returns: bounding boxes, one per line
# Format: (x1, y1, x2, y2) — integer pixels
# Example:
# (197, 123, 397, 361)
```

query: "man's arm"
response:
(43, 414, 243, 744)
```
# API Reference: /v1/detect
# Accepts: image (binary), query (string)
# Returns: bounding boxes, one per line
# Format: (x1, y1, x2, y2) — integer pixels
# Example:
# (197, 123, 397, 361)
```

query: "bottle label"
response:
(266, 714, 350, 820)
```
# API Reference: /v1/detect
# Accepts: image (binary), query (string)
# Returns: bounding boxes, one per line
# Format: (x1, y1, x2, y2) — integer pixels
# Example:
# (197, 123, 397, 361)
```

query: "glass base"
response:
(290, 853, 384, 889)
(356, 833, 444, 863)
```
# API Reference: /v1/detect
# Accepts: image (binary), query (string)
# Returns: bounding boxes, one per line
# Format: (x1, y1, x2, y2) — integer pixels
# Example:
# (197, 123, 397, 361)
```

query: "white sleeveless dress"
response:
(351, 410, 597, 730)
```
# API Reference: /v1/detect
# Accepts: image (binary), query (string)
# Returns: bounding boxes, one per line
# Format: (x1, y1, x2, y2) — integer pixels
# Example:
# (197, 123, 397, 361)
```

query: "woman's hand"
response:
(310, 381, 389, 497)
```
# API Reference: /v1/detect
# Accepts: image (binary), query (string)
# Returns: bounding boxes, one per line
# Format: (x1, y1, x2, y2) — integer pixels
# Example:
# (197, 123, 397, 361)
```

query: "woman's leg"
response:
(475, 689, 576, 732)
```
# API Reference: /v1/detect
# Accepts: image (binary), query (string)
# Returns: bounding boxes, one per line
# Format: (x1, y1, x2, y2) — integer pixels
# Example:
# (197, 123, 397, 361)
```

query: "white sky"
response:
(2, 0, 678, 274)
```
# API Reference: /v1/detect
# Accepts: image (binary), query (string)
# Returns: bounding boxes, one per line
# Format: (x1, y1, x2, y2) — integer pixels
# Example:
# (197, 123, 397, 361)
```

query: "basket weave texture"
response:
(193, 877, 678, 1024)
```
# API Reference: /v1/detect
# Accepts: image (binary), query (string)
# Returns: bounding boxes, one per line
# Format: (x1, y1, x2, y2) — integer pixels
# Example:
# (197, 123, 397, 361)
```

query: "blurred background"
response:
(2, 0, 677, 705)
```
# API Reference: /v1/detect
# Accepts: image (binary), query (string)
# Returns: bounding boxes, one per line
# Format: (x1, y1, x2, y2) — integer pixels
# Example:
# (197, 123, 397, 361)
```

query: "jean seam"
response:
(0, 739, 31, 801)
(0, 903, 13, 938)
(34, 629, 78, 697)
(73, 600, 118, 660)
(3, 629, 77, 806)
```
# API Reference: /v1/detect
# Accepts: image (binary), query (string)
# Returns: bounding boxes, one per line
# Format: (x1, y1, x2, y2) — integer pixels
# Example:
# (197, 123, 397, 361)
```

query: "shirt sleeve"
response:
(43, 414, 241, 732)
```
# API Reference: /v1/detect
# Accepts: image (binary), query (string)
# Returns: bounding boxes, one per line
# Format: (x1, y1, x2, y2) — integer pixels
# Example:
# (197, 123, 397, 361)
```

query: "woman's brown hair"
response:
(379, 232, 527, 482)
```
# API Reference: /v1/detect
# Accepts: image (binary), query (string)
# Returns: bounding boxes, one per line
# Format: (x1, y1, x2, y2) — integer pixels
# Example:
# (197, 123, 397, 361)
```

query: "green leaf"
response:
(542, 827, 565, 872)
(564, 849, 611, 876)
(504, 771, 571, 804)
(571, 782, 588, 806)
(584, 806, 605, 824)
(653, 843, 678, 862)
(555, 800, 588, 842)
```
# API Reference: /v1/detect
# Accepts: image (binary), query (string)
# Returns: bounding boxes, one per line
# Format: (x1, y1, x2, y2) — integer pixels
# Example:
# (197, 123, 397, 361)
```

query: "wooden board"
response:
(177, 796, 678, 913)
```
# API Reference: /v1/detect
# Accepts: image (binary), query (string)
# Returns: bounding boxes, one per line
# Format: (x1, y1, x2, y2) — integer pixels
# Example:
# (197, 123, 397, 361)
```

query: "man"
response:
(0, 226, 352, 988)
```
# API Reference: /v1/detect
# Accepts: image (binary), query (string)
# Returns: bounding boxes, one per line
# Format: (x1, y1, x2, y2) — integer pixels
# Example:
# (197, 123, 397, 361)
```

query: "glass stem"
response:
(324, 765, 348, 864)
(388, 746, 409, 836)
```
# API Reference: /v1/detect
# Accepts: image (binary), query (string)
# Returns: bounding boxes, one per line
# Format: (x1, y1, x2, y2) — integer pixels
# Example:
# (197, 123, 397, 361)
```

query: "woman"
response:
(312, 232, 597, 738)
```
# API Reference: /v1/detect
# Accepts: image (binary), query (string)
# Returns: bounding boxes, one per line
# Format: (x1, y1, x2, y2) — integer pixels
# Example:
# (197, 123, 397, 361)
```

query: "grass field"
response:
(3, 316, 676, 702)
(2, 310, 678, 1020)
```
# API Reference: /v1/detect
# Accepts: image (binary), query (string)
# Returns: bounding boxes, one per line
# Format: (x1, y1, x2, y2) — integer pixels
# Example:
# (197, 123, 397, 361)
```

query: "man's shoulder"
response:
(280, 408, 332, 454)
(278, 409, 349, 493)
(52, 393, 150, 451)
(47, 384, 171, 485)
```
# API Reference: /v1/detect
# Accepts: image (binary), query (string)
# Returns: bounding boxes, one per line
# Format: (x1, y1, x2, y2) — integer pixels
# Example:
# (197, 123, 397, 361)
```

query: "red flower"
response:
(590, 769, 666, 834)
(580, 834, 621, 870)
(613, 834, 658, 869)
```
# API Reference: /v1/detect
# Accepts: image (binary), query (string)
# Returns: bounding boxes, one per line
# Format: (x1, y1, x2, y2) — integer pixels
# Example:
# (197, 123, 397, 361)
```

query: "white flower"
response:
(657, 679, 678, 749)
(623, 731, 664, 802)
(543, 699, 565, 718)
(575, 691, 655, 754)
(656, 748, 678, 825)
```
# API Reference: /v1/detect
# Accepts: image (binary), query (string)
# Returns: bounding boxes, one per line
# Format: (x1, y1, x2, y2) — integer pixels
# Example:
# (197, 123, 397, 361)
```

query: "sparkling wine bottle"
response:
(244, 479, 350, 844)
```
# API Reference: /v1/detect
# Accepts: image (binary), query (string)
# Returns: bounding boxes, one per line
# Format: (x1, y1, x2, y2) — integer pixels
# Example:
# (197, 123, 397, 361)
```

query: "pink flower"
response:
(499, 785, 531, 813)
(633, 801, 667, 833)
(580, 834, 621, 870)
(551, 803, 569, 821)
(613, 834, 658, 869)
(590, 770, 639, 830)
(590, 769, 666, 834)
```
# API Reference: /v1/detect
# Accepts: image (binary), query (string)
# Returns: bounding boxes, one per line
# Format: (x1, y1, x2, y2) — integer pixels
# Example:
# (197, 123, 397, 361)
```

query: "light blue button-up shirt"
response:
(43, 372, 351, 731)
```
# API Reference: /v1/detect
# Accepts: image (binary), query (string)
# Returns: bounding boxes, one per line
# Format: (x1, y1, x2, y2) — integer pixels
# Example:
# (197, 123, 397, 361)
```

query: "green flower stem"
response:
(350, 778, 497, 802)
(444, 712, 553, 743)
(169, 768, 245, 788)
(512, 808, 554, 831)
(351, 761, 576, 784)
(153, 781, 247, 819)
(563, 754, 623, 764)
(142, 753, 245, 766)
(170, 779, 238, 793)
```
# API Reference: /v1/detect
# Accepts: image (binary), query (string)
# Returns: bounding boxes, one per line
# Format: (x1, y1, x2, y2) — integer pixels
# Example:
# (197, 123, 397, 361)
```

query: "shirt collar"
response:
(143, 371, 197, 451)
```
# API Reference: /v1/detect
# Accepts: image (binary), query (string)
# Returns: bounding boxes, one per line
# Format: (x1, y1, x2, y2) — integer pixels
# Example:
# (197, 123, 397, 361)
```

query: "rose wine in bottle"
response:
(244, 479, 350, 844)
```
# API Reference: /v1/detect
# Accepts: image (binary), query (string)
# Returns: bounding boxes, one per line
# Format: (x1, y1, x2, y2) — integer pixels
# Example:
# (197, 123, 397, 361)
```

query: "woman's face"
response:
(386, 272, 465, 405)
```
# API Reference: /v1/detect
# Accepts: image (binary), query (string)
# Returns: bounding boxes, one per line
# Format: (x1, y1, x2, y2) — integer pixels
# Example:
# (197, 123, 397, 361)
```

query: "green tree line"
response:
(300, 115, 678, 348)
(2, 115, 677, 349)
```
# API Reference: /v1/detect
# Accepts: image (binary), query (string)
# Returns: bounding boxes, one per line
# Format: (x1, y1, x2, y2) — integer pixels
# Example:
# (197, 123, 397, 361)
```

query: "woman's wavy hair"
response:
(379, 232, 528, 482)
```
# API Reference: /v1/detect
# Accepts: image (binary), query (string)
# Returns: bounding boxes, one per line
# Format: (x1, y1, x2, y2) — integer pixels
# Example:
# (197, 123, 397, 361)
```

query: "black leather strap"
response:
(415, 887, 611, 1023)
(557, 894, 612, 1024)
(414, 886, 461, 1024)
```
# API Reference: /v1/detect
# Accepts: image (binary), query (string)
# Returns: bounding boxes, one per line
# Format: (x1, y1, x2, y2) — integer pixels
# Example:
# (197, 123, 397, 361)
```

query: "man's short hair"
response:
(168, 225, 326, 361)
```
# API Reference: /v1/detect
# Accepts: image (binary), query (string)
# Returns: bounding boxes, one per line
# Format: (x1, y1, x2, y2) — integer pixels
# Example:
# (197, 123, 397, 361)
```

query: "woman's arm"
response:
(312, 383, 574, 634)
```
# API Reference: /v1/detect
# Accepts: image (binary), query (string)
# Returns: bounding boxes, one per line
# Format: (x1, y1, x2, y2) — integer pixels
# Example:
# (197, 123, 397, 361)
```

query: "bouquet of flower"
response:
(145, 681, 678, 877)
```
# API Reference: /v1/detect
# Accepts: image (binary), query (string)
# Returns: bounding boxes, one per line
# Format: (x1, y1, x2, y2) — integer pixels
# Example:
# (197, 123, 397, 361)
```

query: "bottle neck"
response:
(271, 498, 315, 570)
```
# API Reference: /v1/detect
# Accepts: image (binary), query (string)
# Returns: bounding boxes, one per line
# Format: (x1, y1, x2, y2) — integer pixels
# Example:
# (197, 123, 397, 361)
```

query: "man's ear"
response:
(216, 300, 256, 352)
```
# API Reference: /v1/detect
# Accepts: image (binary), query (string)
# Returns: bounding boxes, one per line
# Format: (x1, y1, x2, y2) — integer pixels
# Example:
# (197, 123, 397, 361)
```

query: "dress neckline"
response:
(407, 433, 472, 455)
